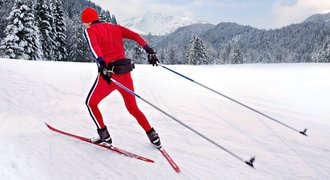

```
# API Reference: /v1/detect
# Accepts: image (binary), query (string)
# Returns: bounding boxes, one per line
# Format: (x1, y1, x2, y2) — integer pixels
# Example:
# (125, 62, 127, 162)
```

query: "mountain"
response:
(156, 23, 215, 47)
(121, 11, 208, 35)
(148, 13, 330, 64)
(304, 12, 330, 24)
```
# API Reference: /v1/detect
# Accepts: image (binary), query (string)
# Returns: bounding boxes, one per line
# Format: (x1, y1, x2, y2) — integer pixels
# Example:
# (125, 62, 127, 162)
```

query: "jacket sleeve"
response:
(84, 28, 103, 59)
(119, 25, 148, 47)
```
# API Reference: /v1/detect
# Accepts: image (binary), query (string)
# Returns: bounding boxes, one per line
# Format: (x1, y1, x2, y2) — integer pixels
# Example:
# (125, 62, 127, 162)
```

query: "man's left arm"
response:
(119, 25, 159, 66)
(119, 25, 148, 47)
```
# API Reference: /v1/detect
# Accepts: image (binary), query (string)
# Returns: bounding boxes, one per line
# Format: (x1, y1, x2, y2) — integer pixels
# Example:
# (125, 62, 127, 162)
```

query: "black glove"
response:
(96, 57, 111, 84)
(143, 45, 159, 66)
(148, 54, 159, 66)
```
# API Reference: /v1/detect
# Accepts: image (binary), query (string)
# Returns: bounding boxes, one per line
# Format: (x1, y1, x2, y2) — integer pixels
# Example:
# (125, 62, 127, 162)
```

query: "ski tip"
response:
(44, 122, 56, 131)
(175, 167, 181, 173)
(245, 156, 256, 169)
(299, 128, 308, 136)
(44, 122, 51, 128)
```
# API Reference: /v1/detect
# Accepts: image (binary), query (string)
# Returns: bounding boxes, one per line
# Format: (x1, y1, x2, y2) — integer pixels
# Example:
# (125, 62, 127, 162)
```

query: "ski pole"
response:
(157, 63, 308, 137)
(110, 78, 255, 168)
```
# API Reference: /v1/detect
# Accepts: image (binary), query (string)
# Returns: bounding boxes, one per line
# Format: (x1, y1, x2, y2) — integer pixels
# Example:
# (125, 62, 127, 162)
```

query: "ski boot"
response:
(146, 128, 162, 149)
(90, 126, 112, 147)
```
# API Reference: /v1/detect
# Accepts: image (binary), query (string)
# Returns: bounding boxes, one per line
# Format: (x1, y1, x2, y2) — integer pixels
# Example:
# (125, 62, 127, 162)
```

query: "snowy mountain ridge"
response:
(121, 11, 208, 35)
(148, 12, 330, 65)
(304, 12, 330, 24)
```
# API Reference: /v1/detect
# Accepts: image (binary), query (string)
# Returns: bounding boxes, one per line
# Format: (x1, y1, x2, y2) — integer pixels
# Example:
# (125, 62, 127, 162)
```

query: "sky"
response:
(89, 0, 330, 29)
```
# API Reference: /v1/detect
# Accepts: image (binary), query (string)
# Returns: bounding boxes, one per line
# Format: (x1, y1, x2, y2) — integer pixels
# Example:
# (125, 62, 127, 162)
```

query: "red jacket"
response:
(84, 21, 148, 63)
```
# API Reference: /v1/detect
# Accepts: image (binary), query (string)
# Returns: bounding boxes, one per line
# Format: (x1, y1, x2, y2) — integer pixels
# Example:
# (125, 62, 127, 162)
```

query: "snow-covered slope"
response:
(122, 11, 207, 35)
(0, 59, 330, 179)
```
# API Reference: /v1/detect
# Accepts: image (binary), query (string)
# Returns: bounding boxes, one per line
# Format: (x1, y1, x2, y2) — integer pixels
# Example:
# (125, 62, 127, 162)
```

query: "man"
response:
(81, 7, 161, 149)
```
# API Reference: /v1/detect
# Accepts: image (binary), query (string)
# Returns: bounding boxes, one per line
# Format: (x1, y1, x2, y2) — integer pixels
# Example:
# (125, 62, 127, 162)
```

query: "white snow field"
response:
(0, 58, 329, 180)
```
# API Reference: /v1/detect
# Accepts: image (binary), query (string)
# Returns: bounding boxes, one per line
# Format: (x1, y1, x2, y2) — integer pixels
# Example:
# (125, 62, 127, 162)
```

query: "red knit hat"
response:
(81, 8, 99, 23)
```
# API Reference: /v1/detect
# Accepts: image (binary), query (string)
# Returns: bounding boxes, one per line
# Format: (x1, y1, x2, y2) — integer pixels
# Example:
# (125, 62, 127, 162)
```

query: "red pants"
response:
(86, 73, 152, 132)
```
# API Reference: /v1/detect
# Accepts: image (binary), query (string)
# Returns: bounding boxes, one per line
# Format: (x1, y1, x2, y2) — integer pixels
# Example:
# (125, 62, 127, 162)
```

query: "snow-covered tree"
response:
(186, 34, 208, 65)
(221, 44, 231, 64)
(99, 10, 118, 25)
(132, 45, 145, 64)
(100, 10, 111, 23)
(315, 36, 330, 63)
(0, 0, 7, 6)
(0, 0, 13, 46)
(66, 17, 90, 62)
(158, 49, 166, 64)
(146, 33, 153, 46)
(34, 0, 55, 60)
(52, 0, 67, 61)
(0, 0, 43, 60)
(230, 45, 243, 64)
(111, 14, 117, 24)
(168, 47, 175, 64)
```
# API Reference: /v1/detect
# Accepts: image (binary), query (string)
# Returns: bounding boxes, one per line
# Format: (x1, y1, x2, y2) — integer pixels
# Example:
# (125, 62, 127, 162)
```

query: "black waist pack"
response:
(107, 58, 135, 74)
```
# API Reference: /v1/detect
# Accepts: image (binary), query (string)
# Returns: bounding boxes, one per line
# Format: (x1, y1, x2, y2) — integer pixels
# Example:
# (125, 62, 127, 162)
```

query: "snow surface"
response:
(0, 59, 330, 179)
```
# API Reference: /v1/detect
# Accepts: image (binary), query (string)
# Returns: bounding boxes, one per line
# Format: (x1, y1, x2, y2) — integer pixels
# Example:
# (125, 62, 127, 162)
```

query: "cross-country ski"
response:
(45, 123, 154, 163)
(159, 147, 180, 172)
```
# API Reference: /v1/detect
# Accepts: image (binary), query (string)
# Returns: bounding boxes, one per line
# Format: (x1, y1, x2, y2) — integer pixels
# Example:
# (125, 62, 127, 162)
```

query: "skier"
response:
(81, 7, 161, 148)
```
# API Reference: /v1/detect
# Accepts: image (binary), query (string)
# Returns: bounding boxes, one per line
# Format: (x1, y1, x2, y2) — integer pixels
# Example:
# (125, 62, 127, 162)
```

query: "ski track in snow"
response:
(0, 59, 330, 179)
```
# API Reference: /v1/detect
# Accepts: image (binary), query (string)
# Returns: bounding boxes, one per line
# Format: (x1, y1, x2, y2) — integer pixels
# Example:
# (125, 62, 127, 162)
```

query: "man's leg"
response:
(86, 75, 116, 129)
(116, 73, 152, 132)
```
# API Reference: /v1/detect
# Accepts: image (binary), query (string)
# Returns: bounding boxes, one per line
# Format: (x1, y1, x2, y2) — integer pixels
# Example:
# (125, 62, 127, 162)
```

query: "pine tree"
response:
(52, 0, 67, 61)
(132, 45, 145, 64)
(221, 44, 231, 64)
(48, 0, 58, 60)
(146, 33, 153, 46)
(0, 0, 7, 6)
(158, 49, 166, 64)
(316, 36, 330, 63)
(186, 34, 208, 65)
(0, 0, 43, 60)
(230, 46, 243, 64)
(0, 0, 14, 49)
(65, 18, 76, 61)
(100, 10, 111, 23)
(111, 14, 117, 24)
(34, 0, 55, 60)
(66, 17, 91, 62)
(168, 48, 175, 64)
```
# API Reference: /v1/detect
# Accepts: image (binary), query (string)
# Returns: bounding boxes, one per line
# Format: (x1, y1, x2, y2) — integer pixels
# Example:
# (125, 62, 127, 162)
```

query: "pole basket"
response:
(245, 156, 255, 168)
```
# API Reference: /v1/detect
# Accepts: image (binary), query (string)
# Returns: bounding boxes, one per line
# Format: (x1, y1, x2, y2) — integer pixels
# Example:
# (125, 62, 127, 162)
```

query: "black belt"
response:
(107, 58, 135, 74)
